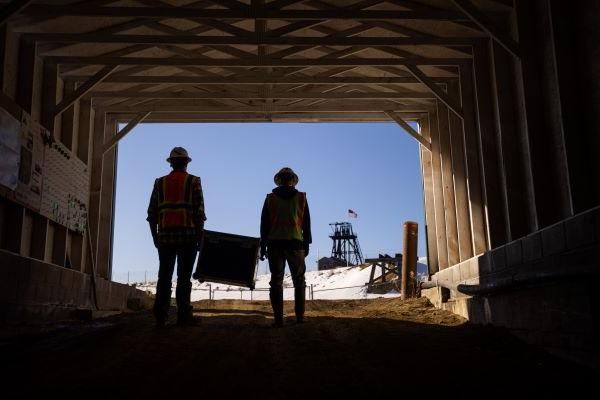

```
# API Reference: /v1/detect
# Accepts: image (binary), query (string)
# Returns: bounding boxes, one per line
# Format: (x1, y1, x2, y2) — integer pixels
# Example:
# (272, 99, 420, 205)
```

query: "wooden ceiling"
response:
(4, 0, 513, 123)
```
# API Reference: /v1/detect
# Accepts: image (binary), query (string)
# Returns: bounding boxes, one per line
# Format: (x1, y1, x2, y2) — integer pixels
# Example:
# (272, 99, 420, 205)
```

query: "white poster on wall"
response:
(0, 107, 21, 190)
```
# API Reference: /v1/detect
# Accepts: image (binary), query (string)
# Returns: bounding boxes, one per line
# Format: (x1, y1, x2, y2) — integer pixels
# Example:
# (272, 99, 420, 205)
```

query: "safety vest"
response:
(157, 171, 197, 230)
(267, 192, 306, 241)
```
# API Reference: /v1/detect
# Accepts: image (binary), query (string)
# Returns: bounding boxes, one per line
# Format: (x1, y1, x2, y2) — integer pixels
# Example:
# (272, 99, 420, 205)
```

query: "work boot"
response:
(269, 288, 284, 328)
(176, 305, 198, 326)
(153, 289, 171, 327)
(294, 286, 306, 324)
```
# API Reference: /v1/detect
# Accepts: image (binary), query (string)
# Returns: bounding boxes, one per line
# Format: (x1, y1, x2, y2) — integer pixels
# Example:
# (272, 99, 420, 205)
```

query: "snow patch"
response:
(135, 261, 428, 301)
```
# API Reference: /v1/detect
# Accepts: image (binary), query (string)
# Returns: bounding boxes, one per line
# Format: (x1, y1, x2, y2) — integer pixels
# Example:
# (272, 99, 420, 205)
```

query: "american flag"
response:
(348, 209, 358, 218)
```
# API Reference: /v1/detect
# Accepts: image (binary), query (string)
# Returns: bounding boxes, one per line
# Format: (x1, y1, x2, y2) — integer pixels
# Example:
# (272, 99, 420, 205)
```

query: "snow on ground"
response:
(134, 260, 428, 301)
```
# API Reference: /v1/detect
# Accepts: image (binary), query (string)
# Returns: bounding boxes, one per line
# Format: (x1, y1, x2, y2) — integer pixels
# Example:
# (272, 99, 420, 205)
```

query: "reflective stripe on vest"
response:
(157, 171, 195, 229)
(267, 192, 306, 241)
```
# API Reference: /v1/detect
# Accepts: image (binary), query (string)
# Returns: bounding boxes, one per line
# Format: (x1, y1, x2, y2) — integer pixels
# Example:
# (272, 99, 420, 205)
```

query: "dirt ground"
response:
(1, 298, 597, 398)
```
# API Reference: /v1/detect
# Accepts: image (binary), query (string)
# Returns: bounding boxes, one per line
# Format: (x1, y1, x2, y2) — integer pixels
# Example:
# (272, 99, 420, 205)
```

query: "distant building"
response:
(318, 257, 347, 271)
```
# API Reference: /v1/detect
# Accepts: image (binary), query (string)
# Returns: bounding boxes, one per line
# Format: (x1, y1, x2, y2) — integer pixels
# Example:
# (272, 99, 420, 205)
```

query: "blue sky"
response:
(112, 122, 425, 281)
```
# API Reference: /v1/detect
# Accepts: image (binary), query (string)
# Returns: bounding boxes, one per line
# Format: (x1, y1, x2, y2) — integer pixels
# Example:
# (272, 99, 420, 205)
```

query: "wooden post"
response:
(96, 117, 117, 278)
(419, 115, 439, 274)
(513, 0, 573, 227)
(16, 38, 35, 113)
(436, 101, 459, 267)
(400, 221, 418, 300)
(429, 105, 449, 269)
(473, 42, 510, 248)
(448, 82, 474, 261)
(60, 80, 77, 150)
(41, 61, 58, 134)
(459, 64, 488, 255)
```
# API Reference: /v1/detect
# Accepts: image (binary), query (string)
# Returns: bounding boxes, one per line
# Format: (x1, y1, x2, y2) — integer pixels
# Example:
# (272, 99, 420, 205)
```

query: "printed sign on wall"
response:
(0, 107, 21, 190)
(14, 113, 45, 211)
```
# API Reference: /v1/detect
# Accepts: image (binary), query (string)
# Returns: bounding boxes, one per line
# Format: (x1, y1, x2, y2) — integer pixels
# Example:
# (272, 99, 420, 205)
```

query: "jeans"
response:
(268, 246, 306, 290)
(154, 243, 198, 319)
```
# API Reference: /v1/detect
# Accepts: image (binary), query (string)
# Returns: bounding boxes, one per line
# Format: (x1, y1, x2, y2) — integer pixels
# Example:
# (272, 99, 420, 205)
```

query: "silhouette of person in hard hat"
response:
(147, 147, 206, 327)
(260, 167, 312, 327)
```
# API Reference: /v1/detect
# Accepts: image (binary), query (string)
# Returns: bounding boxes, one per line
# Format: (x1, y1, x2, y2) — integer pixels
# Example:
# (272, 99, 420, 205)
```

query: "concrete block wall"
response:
(0, 249, 152, 322)
(422, 206, 600, 369)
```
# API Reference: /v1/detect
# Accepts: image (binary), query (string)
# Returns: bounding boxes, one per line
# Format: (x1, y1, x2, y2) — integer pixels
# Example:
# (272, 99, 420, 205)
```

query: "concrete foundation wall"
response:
(422, 206, 600, 369)
(0, 249, 152, 322)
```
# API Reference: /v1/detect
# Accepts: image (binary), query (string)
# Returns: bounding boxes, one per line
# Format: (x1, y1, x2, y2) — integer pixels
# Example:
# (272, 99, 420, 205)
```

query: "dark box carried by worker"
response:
(193, 230, 260, 289)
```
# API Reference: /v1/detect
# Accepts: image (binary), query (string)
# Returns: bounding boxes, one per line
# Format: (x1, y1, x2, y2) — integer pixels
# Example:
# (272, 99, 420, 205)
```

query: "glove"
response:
(303, 243, 309, 257)
(196, 229, 205, 251)
(260, 244, 268, 261)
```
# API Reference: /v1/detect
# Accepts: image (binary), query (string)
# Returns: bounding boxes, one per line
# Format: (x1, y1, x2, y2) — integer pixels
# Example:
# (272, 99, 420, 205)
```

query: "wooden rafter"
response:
(46, 56, 471, 67)
(450, 0, 519, 58)
(20, 6, 468, 20)
(385, 110, 431, 151)
(65, 75, 456, 85)
(103, 111, 151, 153)
(24, 33, 480, 47)
(101, 102, 431, 113)
(87, 90, 437, 100)
(405, 64, 463, 118)
(54, 65, 118, 117)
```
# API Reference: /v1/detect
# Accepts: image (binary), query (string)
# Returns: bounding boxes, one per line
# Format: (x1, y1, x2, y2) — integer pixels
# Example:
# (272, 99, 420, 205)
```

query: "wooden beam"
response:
(447, 82, 474, 261)
(16, 38, 35, 113)
(457, 65, 488, 254)
(41, 62, 58, 134)
(101, 102, 431, 113)
(97, 118, 117, 279)
(20, 6, 467, 20)
(0, 0, 33, 26)
(450, 0, 520, 58)
(385, 110, 431, 150)
(199, 19, 253, 37)
(489, 40, 535, 239)
(106, 111, 425, 123)
(66, 75, 457, 85)
(24, 33, 480, 47)
(268, 20, 324, 37)
(419, 115, 439, 274)
(428, 106, 449, 269)
(405, 64, 463, 118)
(88, 90, 437, 100)
(267, 0, 304, 9)
(473, 42, 510, 247)
(207, 0, 249, 11)
(47, 56, 470, 67)
(103, 112, 150, 154)
(54, 65, 118, 117)
(435, 102, 459, 267)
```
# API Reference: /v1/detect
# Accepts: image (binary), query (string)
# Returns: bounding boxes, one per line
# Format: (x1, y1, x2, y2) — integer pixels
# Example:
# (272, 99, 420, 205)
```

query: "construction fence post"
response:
(400, 221, 418, 300)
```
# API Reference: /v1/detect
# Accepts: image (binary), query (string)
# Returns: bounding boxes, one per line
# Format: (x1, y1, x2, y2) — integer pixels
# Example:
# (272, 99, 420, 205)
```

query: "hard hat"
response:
(167, 147, 192, 163)
(274, 167, 299, 186)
